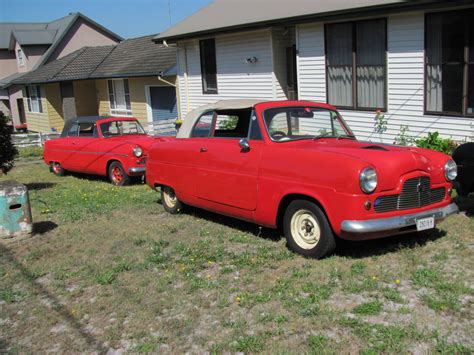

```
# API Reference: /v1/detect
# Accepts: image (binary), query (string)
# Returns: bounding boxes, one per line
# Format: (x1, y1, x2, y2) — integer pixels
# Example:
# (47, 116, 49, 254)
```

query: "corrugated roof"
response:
(154, 0, 442, 41)
(12, 35, 176, 85)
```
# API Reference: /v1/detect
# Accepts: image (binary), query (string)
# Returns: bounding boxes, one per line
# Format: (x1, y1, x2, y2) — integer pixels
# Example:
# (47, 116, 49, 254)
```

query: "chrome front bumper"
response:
(128, 166, 146, 174)
(341, 203, 459, 234)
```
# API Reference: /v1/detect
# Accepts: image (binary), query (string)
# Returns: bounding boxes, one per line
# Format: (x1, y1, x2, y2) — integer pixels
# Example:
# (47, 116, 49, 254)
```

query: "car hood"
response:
(293, 139, 450, 191)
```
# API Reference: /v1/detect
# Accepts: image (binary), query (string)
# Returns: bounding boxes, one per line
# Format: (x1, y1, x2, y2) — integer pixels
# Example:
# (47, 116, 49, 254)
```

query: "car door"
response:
(58, 121, 79, 171)
(68, 122, 99, 173)
(196, 110, 263, 211)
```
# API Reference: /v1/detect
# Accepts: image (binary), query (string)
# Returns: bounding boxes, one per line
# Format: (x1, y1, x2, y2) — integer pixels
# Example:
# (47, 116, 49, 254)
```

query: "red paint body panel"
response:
(146, 101, 454, 238)
(44, 117, 157, 176)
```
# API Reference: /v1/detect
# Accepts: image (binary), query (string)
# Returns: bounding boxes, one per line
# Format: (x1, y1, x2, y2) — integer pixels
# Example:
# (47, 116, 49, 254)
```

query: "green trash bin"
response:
(0, 180, 33, 239)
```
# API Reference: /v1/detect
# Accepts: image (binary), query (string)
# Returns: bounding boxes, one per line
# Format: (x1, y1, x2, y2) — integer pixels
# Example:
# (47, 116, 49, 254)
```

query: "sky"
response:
(0, 0, 212, 38)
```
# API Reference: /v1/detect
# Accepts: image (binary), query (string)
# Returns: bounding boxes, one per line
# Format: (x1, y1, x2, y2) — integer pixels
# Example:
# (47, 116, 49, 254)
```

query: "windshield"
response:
(263, 106, 354, 142)
(100, 120, 146, 137)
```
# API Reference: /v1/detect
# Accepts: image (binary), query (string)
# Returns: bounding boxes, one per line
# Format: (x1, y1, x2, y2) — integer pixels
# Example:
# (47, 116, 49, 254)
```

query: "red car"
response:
(44, 116, 156, 186)
(146, 100, 458, 258)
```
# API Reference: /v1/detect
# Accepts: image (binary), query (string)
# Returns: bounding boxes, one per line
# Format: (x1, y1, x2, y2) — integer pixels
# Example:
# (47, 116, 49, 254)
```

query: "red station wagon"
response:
(146, 100, 459, 258)
(44, 116, 156, 185)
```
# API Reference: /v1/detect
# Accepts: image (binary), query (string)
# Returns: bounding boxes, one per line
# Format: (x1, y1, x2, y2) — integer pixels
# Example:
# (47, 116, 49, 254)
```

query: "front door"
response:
(16, 98, 26, 124)
(150, 86, 177, 121)
(60, 82, 76, 120)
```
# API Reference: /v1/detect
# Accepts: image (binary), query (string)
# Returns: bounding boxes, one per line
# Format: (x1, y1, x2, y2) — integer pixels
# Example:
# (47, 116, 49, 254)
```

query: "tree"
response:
(0, 111, 18, 174)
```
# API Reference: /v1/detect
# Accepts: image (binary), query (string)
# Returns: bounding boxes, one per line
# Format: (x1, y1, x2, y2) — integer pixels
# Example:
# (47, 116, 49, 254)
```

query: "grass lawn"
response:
(1, 164, 473, 353)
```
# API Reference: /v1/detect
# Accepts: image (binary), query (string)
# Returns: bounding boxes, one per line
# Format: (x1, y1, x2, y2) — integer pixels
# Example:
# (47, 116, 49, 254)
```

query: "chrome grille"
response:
(374, 177, 446, 213)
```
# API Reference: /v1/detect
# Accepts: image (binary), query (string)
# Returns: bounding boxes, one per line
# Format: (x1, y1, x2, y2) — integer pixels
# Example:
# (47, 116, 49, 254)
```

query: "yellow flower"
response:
(395, 279, 401, 284)
(372, 276, 377, 280)
(206, 274, 211, 279)
(235, 296, 241, 302)
(207, 260, 214, 265)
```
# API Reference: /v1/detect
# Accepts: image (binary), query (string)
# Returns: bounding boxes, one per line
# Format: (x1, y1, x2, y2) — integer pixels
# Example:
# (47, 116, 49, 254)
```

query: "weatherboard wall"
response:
(177, 29, 275, 117)
(296, 12, 474, 143)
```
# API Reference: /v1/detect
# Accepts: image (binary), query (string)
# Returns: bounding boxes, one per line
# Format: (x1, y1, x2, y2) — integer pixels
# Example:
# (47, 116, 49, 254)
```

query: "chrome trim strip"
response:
(129, 167, 146, 174)
(341, 203, 459, 233)
(47, 149, 128, 157)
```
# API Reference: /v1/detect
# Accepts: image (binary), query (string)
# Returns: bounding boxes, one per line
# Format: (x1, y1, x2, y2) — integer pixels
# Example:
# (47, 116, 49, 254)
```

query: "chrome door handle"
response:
(200, 147, 207, 153)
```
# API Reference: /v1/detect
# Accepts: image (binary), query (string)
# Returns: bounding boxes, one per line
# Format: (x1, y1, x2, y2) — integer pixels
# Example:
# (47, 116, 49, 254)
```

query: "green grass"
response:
(17, 146, 43, 160)
(0, 164, 473, 353)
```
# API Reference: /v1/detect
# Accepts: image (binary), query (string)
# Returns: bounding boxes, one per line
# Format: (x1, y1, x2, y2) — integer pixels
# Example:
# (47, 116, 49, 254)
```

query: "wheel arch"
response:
(275, 193, 331, 231)
(106, 159, 123, 176)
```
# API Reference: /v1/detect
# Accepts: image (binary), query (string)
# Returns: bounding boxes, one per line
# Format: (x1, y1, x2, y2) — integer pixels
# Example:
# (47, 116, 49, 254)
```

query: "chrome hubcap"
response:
(163, 188, 177, 207)
(290, 209, 321, 249)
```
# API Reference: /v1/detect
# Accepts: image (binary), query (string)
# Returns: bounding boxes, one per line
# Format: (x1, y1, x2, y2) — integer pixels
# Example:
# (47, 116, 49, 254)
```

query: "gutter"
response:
(153, 0, 472, 43)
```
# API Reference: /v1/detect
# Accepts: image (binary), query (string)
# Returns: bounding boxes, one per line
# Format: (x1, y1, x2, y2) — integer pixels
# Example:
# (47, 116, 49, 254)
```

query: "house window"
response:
(25, 86, 43, 113)
(199, 38, 218, 94)
(325, 19, 386, 110)
(426, 9, 474, 116)
(17, 49, 25, 66)
(107, 79, 132, 116)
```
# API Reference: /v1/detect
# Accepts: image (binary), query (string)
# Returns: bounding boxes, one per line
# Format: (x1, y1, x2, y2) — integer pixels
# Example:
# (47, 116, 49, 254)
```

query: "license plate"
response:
(416, 216, 435, 231)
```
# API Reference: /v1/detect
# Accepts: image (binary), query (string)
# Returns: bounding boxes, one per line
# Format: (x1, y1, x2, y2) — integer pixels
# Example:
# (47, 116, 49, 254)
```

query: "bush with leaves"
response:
(415, 132, 457, 155)
(0, 112, 17, 174)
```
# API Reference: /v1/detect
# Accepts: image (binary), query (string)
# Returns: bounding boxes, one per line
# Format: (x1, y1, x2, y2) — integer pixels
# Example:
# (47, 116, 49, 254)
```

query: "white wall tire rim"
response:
(163, 188, 177, 208)
(290, 209, 321, 250)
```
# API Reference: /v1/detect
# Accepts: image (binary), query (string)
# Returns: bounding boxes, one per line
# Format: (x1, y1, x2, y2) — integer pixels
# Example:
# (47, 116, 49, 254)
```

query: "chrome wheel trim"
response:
(163, 187, 177, 208)
(290, 209, 321, 250)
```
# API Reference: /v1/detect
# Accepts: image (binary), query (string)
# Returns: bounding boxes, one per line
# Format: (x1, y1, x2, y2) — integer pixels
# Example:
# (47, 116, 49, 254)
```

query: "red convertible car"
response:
(146, 100, 458, 258)
(44, 116, 156, 185)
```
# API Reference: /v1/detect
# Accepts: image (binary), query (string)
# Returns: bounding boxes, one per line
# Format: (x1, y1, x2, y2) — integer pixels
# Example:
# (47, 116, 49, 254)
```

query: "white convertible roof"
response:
(177, 99, 264, 138)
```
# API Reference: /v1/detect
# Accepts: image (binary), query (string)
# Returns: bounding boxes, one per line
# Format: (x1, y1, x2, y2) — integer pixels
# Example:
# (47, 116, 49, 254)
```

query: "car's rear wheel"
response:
(50, 162, 65, 176)
(283, 200, 336, 259)
(161, 186, 183, 214)
(108, 162, 130, 186)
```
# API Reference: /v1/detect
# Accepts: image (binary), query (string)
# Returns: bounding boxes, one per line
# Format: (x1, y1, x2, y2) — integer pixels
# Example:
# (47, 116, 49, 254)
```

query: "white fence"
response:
(11, 120, 178, 148)
(12, 133, 61, 148)
(146, 119, 178, 137)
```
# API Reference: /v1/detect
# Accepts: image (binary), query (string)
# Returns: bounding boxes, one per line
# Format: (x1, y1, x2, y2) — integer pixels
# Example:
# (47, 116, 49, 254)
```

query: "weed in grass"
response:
(433, 250, 449, 262)
(209, 343, 224, 354)
(228, 233, 250, 243)
(275, 314, 288, 324)
(291, 268, 311, 279)
(351, 261, 366, 275)
(434, 339, 473, 353)
(353, 300, 383, 315)
(383, 287, 404, 303)
(329, 266, 342, 286)
(411, 267, 440, 287)
(134, 238, 147, 246)
(301, 282, 333, 300)
(96, 270, 116, 285)
(345, 277, 379, 293)
(308, 335, 329, 353)
(231, 335, 266, 352)
(0, 288, 27, 303)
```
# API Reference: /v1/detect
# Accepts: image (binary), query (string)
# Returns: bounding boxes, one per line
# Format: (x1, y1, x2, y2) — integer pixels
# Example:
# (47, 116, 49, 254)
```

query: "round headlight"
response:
(359, 167, 378, 194)
(444, 159, 457, 181)
(133, 146, 143, 158)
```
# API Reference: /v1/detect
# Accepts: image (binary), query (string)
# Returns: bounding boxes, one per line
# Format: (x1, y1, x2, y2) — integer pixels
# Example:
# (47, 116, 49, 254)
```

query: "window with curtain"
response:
(25, 85, 43, 113)
(107, 79, 132, 116)
(426, 9, 474, 116)
(326, 19, 386, 110)
(199, 38, 218, 94)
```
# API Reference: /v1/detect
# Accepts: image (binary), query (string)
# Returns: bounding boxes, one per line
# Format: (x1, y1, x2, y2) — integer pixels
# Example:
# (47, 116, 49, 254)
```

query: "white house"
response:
(154, 0, 474, 143)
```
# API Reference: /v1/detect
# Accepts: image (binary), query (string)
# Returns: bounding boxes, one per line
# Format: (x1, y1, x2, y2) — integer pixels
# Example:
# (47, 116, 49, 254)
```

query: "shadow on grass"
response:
(33, 221, 58, 235)
(335, 228, 447, 259)
(453, 195, 474, 216)
(0, 243, 108, 353)
(26, 182, 56, 191)
(65, 171, 143, 185)
(0, 338, 8, 353)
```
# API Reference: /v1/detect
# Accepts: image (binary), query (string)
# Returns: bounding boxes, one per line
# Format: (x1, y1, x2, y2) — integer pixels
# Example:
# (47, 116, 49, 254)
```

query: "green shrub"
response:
(415, 132, 457, 155)
(0, 111, 17, 174)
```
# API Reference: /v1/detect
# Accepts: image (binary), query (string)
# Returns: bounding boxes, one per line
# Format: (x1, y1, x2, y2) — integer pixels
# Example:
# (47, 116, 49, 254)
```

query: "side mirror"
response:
(239, 138, 250, 152)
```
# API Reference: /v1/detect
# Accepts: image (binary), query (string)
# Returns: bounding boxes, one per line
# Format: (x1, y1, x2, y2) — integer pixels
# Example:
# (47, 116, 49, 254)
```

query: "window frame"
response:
(324, 18, 388, 112)
(25, 85, 43, 113)
(17, 48, 25, 67)
(107, 79, 133, 116)
(424, 9, 474, 118)
(199, 38, 218, 95)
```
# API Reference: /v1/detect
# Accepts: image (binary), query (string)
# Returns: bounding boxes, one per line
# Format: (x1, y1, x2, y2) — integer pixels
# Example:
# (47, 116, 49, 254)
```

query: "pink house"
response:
(0, 12, 122, 128)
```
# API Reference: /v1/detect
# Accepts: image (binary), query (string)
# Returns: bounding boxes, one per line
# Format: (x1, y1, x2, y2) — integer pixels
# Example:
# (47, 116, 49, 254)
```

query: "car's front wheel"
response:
(161, 186, 183, 214)
(108, 162, 130, 186)
(283, 200, 336, 259)
(50, 162, 65, 176)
